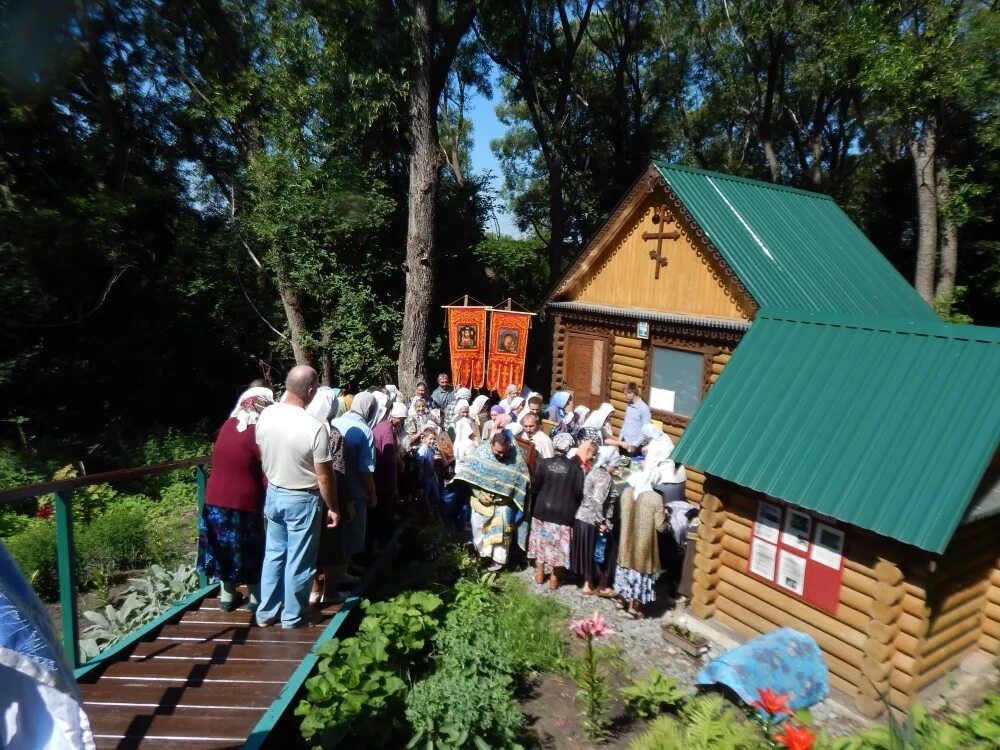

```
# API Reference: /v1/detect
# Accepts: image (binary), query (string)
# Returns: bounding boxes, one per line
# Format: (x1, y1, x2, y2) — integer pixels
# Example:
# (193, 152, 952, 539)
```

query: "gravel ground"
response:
(510, 566, 868, 736)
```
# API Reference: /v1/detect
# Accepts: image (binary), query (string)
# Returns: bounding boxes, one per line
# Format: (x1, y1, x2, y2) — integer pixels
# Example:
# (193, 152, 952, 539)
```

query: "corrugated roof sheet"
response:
(546, 301, 751, 332)
(672, 311, 1000, 553)
(653, 162, 936, 320)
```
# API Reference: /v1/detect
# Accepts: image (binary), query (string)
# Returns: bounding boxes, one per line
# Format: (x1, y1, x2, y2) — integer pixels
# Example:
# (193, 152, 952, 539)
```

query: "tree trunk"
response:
(275, 266, 316, 368)
(934, 164, 958, 308)
(910, 118, 938, 304)
(548, 153, 565, 285)
(397, 0, 438, 394)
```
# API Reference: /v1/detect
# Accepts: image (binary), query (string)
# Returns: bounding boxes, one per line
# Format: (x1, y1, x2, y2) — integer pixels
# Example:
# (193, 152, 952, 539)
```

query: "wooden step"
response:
(125, 639, 307, 662)
(87, 707, 260, 749)
(79, 681, 276, 710)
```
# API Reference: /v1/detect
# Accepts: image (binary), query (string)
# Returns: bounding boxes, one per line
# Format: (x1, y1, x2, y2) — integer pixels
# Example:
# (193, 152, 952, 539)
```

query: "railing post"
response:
(54, 489, 80, 669)
(196, 463, 208, 588)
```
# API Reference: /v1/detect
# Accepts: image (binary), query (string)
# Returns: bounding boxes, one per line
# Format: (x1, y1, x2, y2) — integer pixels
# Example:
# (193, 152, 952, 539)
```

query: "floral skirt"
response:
(613, 566, 659, 605)
(197, 504, 265, 584)
(527, 519, 572, 569)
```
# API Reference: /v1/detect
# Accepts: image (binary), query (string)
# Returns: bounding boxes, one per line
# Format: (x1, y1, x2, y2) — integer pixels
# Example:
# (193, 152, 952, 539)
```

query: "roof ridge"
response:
(653, 160, 837, 202)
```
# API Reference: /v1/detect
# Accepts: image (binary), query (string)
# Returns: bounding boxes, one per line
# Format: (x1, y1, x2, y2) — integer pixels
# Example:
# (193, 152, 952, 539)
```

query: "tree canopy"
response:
(1, 0, 997, 449)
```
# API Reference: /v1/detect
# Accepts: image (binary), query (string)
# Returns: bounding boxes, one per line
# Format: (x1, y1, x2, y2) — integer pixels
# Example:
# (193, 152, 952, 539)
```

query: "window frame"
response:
(643, 338, 716, 427)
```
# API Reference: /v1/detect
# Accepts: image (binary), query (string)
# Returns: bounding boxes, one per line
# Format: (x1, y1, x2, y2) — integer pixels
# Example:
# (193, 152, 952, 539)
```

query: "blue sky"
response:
(466, 75, 521, 237)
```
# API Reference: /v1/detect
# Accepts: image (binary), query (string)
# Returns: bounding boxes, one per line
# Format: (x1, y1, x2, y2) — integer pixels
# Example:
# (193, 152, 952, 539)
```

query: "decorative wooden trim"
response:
(646, 171, 758, 315)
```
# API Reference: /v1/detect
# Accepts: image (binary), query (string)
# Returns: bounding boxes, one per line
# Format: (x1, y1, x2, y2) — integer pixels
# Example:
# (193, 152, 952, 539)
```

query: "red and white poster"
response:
(446, 305, 488, 389)
(486, 310, 531, 394)
(748, 500, 845, 614)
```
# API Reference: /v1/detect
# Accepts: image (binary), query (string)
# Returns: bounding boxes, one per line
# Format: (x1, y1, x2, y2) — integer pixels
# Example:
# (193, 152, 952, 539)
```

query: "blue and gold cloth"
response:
(455, 442, 530, 511)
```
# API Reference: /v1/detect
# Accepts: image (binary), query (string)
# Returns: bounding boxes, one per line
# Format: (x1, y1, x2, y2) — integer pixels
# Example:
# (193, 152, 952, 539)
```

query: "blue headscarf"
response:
(548, 390, 572, 421)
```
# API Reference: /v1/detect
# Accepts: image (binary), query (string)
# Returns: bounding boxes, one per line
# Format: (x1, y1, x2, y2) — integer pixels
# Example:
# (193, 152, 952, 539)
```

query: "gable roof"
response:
(545, 162, 935, 321)
(671, 311, 1000, 553)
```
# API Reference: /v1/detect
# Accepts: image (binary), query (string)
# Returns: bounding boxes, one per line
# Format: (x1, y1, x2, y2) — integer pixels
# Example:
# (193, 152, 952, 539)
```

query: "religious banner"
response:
(446, 305, 488, 389)
(486, 310, 531, 393)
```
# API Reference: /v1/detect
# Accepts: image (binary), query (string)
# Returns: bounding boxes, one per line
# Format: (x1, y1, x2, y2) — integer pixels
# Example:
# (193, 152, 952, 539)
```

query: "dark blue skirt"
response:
(197, 504, 265, 584)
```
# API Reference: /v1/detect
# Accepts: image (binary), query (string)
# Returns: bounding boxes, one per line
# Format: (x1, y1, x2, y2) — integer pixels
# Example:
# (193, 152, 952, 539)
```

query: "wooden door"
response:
(564, 331, 608, 410)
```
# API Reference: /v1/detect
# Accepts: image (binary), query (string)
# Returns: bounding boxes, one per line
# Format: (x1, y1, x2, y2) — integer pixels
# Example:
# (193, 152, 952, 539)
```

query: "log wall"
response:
(690, 479, 1000, 718)
(980, 559, 1000, 659)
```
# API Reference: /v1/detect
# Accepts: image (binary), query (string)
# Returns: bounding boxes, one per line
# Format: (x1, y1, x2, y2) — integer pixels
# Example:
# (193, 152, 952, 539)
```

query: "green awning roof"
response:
(672, 311, 1000, 553)
(653, 162, 936, 320)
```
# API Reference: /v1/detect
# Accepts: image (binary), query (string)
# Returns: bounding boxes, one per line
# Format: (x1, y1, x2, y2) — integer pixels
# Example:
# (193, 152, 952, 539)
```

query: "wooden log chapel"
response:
(543, 161, 1000, 716)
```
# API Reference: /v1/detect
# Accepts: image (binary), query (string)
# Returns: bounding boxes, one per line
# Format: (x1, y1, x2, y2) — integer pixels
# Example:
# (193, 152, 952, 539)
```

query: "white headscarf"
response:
(507, 421, 524, 437)
(469, 395, 489, 420)
(628, 464, 663, 494)
(573, 405, 591, 423)
(453, 417, 476, 465)
(583, 403, 614, 429)
(385, 384, 400, 406)
(508, 396, 525, 414)
(594, 445, 621, 471)
(455, 387, 473, 401)
(644, 437, 686, 485)
(305, 386, 337, 433)
(373, 391, 389, 425)
(390, 401, 408, 419)
(229, 387, 274, 432)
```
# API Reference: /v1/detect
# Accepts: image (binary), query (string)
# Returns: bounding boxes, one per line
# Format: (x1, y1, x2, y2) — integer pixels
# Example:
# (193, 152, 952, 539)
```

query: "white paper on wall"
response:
(649, 387, 675, 413)
(776, 550, 806, 595)
(810, 523, 845, 569)
(749, 538, 778, 580)
(781, 509, 812, 552)
(754, 501, 782, 544)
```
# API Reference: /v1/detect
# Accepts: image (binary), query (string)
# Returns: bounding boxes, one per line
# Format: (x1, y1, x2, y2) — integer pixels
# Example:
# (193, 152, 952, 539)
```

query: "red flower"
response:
(569, 611, 614, 640)
(35, 504, 53, 520)
(773, 722, 816, 750)
(750, 687, 793, 716)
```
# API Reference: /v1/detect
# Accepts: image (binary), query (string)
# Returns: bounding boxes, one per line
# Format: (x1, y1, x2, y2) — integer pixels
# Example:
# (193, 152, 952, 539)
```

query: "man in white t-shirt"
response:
(521, 412, 554, 459)
(255, 365, 339, 628)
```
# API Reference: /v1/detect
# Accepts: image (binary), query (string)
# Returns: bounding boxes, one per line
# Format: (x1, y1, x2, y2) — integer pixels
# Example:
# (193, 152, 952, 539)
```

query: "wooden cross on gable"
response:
(642, 204, 680, 279)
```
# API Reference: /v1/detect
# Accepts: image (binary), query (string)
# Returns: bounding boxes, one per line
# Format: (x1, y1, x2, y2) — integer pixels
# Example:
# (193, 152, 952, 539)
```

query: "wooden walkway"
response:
(77, 593, 347, 750)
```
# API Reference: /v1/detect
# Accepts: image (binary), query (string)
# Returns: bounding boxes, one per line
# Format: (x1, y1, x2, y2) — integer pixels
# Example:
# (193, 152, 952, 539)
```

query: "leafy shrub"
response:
(622, 668, 688, 718)
(147, 480, 198, 565)
(4, 518, 68, 600)
(296, 590, 444, 748)
(630, 694, 763, 750)
(405, 576, 568, 749)
(79, 563, 199, 661)
(405, 667, 525, 750)
(78, 497, 154, 579)
(121, 427, 211, 494)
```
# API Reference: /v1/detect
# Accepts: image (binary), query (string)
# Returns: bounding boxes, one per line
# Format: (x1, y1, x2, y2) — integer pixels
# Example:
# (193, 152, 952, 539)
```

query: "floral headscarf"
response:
(229, 387, 274, 432)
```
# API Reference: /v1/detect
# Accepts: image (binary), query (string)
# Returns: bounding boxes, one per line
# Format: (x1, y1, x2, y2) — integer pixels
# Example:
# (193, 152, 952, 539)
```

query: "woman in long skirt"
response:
(570, 446, 622, 596)
(527, 433, 583, 589)
(614, 464, 669, 618)
(197, 387, 274, 612)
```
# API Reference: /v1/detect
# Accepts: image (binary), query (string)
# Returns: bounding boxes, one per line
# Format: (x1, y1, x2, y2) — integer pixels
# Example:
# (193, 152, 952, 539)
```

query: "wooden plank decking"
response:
(78, 595, 344, 750)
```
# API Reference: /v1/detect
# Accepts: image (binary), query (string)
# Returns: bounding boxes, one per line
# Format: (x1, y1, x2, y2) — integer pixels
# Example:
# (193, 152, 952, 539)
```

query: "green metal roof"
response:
(653, 162, 936, 320)
(672, 311, 1000, 553)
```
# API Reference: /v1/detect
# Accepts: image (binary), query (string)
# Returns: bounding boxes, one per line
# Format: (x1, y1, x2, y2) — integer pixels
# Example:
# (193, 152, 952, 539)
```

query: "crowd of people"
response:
(196, 367, 698, 628)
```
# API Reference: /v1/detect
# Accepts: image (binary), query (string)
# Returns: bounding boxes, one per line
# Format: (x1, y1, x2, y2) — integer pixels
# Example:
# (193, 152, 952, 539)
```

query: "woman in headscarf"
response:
(488, 409, 512, 439)
(305, 386, 339, 426)
(614, 465, 669, 618)
(576, 402, 616, 446)
(331, 392, 378, 575)
(546, 390, 574, 423)
(481, 405, 504, 440)
(468, 395, 490, 443)
(507, 396, 526, 420)
(441, 415, 476, 532)
(570, 445, 621, 597)
(456, 431, 531, 572)
(639, 426, 691, 598)
(451, 398, 470, 428)
(527, 432, 583, 590)
(198, 386, 274, 612)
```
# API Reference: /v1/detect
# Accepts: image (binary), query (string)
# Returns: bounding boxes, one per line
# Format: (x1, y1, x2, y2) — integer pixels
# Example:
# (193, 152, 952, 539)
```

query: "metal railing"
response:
(0, 456, 211, 668)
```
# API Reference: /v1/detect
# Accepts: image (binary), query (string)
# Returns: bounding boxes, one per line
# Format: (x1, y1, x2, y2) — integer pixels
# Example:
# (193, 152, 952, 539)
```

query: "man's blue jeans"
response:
(256, 485, 321, 628)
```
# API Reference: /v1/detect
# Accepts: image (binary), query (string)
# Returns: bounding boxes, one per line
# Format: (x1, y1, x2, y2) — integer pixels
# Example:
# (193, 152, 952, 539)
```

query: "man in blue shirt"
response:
(619, 382, 651, 454)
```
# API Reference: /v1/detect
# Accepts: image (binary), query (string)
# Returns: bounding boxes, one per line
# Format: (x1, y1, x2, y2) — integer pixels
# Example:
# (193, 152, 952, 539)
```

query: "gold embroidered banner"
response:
(446, 306, 487, 389)
(486, 310, 531, 393)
